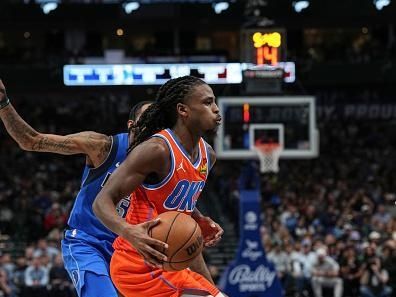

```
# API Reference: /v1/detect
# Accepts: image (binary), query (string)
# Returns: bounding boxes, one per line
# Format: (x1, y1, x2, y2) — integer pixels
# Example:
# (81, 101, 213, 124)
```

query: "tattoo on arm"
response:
(1, 105, 39, 148)
(29, 132, 112, 158)
(31, 136, 74, 153)
(1, 104, 112, 160)
(96, 135, 112, 162)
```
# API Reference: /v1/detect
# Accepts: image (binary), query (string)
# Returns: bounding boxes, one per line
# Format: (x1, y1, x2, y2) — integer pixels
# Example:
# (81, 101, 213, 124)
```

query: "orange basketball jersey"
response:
(113, 128, 211, 252)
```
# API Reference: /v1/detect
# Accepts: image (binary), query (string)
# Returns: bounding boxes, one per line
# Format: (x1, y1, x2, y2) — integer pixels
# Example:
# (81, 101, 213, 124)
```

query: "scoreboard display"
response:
(241, 29, 287, 66)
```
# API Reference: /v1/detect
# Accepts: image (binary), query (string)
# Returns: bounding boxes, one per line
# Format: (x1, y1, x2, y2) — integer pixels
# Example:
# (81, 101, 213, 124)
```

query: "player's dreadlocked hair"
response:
(127, 76, 206, 154)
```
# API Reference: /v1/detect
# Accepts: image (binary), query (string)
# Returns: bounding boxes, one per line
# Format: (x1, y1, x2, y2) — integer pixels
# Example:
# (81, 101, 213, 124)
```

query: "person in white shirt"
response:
(292, 240, 317, 296)
(311, 247, 343, 297)
(268, 243, 289, 279)
(24, 255, 49, 297)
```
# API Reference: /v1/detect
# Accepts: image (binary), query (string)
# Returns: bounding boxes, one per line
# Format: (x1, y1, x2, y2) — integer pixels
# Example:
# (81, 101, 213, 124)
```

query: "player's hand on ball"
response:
(123, 218, 168, 268)
(195, 216, 224, 247)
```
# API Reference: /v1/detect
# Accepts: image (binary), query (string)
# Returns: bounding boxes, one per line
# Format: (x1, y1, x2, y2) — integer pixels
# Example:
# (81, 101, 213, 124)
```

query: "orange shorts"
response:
(111, 249, 220, 297)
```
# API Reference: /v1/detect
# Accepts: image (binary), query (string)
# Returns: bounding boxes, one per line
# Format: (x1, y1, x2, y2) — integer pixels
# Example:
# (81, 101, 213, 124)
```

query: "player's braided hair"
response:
(127, 76, 206, 154)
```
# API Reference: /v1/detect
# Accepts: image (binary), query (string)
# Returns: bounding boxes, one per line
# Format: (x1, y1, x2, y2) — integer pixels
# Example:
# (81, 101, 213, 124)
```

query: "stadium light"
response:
(292, 1, 310, 13)
(35, 0, 59, 14)
(41, 2, 58, 14)
(123, 1, 140, 14)
(373, 0, 390, 10)
(212, 1, 229, 14)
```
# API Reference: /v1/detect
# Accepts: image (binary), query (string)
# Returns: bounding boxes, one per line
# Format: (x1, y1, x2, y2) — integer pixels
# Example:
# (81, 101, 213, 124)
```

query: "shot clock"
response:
(241, 29, 286, 66)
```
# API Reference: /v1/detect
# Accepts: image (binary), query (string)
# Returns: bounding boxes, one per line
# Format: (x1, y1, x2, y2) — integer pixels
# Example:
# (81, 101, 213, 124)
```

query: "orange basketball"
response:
(149, 211, 203, 271)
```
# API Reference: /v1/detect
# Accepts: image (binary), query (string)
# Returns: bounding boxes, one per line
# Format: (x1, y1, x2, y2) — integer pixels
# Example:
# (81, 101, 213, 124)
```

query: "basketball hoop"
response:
(253, 143, 282, 173)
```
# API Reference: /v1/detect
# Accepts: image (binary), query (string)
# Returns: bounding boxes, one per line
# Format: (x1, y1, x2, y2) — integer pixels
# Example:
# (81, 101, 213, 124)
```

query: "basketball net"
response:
(253, 143, 282, 173)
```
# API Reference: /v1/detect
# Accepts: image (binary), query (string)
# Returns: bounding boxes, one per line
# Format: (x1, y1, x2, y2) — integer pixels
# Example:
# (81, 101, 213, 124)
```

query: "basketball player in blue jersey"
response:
(0, 79, 223, 297)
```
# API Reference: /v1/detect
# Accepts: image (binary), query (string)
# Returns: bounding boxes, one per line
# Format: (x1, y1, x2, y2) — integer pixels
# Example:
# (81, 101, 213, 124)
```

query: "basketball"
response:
(149, 211, 203, 271)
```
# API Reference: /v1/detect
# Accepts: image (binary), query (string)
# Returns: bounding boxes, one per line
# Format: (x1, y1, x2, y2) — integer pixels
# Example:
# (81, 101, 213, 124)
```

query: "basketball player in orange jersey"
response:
(0, 78, 222, 296)
(93, 75, 225, 297)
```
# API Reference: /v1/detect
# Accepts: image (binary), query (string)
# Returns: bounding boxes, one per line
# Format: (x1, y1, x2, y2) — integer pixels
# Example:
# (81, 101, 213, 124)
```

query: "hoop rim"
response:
(253, 142, 282, 153)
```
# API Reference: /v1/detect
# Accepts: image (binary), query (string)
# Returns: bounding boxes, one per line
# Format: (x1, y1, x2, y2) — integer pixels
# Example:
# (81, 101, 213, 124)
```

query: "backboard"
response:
(215, 97, 319, 159)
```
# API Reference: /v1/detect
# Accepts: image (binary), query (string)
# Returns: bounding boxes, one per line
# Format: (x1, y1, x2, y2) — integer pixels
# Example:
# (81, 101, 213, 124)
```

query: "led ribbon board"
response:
(63, 63, 243, 86)
(63, 63, 295, 86)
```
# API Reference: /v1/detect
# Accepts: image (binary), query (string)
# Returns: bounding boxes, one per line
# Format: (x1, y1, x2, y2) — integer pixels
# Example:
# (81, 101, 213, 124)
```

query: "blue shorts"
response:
(61, 228, 118, 297)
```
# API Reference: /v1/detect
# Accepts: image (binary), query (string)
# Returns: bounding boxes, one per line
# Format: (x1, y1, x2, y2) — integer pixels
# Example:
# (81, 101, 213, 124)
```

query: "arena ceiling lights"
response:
(133, 0, 233, 14)
(212, 1, 230, 14)
(373, 0, 391, 10)
(123, 1, 140, 13)
(292, 0, 310, 13)
(33, 0, 234, 14)
(122, 0, 232, 14)
(35, 0, 60, 14)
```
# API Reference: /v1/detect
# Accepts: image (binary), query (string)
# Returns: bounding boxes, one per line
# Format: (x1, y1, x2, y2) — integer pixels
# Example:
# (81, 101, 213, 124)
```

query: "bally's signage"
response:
(219, 188, 283, 297)
(228, 264, 276, 292)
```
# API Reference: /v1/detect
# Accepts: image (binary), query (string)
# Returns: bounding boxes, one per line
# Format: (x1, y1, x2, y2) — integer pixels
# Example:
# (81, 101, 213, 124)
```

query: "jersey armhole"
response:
(203, 140, 213, 172)
(142, 134, 175, 190)
(82, 136, 118, 187)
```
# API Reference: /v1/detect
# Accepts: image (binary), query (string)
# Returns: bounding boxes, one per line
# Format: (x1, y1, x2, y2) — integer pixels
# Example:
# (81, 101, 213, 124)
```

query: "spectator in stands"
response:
(372, 204, 392, 226)
(24, 255, 49, 297)
(0, 201, 13, 236)
(24, 246, 34, 265)
(340, 245, 362, 297)
(360, 256, 393, 297)
(48, 255, 74, 297)
(267, 242, 290, 292)
(12, 257, 27, 297)
(362, 244, 377, 262)
(295, 217, 312, 238)
(0, 254, 15, 297)
(0, 268, 12, 297)
(33, 239, 59, 261)
(291, 239, 316, 297)
(40, 254, 52, 271)
(43, 203, 67, 232)
(0, 254, 15, 282)
(382, 243, 396, 294)
(311, 247, 343, 297)
(283, 242, 301, 296)
(368, 231, 382, 250)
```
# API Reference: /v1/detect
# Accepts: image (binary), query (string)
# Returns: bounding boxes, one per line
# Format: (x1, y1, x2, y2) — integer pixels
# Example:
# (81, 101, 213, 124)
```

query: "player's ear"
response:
(176, 103, 189, 118)
(127, 120, 134, 129)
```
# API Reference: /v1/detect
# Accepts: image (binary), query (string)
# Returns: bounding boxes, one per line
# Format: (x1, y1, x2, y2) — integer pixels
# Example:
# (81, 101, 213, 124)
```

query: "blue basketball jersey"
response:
(62, 133, 129, 297)
(67, 133, 129, 243)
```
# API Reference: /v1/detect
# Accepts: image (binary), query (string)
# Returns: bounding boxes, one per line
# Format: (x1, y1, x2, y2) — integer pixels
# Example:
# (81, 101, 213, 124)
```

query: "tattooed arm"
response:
(0, 79, 111, 167)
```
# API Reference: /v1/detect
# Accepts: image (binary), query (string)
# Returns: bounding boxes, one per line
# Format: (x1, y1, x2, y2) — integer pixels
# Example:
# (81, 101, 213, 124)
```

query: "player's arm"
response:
(192, 208, 223, 247)
(189, 253, 215, 285)
(207, 143, 216, 170)
(192, 143, 223, 247)
(0, 79, 111, 167)
(93, 138, 169, 267)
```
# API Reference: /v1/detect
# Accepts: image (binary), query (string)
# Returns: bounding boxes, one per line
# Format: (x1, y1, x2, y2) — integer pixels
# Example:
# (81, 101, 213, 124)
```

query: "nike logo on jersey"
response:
(163, 180, 205, 212)
(115, 162, 121, 167)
